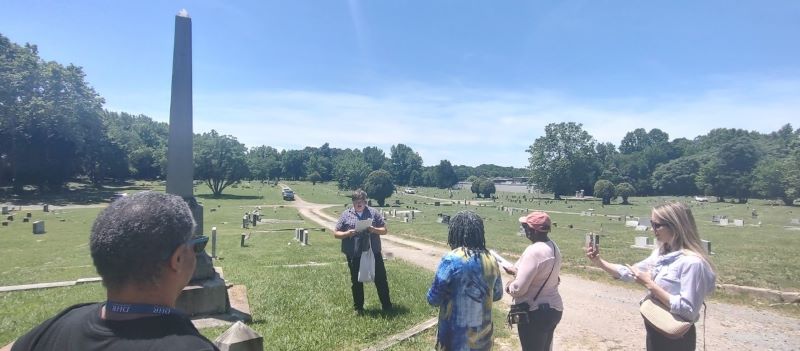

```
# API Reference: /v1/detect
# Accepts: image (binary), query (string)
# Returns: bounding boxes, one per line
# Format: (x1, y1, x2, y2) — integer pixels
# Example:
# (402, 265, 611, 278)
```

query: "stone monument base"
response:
(177, 272, 229, 316)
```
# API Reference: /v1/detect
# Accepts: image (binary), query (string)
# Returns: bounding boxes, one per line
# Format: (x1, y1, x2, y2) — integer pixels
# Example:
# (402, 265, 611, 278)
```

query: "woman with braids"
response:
(427, 211, 503, 351)
(586, 202, 715, 351)
(504, 211, 562, 351)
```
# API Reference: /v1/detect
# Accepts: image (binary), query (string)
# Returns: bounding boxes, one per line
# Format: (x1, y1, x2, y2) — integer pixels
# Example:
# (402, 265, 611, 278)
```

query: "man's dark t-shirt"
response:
(11, 303, 218, 351)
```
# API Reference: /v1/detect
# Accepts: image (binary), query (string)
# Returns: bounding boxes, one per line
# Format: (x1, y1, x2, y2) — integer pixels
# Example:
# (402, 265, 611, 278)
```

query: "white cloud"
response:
(106, 78, 800, 168)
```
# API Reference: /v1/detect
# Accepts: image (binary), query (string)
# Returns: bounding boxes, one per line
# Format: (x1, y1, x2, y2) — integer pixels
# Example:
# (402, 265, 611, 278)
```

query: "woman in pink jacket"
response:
(504, 211, 562, 351)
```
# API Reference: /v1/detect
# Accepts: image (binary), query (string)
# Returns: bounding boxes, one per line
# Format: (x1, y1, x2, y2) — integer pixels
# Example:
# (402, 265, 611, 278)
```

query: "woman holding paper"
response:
(504, 211, 562, 351)
(427, 211, 503, 351)
(585, 202, 715, 350)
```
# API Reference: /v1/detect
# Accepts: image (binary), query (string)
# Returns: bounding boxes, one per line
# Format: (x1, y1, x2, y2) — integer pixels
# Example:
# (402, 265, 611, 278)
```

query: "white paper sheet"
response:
(489, 249, 514, 270)
(355, 219, 372, 232)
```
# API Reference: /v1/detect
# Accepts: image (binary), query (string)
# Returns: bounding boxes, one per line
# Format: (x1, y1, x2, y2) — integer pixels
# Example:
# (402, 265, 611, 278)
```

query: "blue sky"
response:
(2, 1, 798, 167)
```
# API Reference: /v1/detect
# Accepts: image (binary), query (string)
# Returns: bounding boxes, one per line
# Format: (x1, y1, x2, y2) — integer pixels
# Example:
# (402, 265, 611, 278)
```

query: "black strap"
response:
(532, 241, 560, 303)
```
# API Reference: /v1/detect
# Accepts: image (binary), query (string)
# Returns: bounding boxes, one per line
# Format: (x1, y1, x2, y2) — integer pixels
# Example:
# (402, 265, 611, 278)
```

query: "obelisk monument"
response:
(167, 9, 228, 317)
(166, 9, 203, 238)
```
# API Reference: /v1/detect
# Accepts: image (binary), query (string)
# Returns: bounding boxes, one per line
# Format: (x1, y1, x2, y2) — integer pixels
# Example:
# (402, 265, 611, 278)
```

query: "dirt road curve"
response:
(291, 194, 799, 350)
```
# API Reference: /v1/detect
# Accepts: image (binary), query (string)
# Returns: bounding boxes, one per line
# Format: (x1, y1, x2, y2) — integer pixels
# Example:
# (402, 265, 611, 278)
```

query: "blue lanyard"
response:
(106, 301, 180, 316)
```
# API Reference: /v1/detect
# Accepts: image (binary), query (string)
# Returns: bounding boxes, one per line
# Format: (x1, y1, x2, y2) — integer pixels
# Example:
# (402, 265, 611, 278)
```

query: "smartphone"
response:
(585, 233, 600, 249)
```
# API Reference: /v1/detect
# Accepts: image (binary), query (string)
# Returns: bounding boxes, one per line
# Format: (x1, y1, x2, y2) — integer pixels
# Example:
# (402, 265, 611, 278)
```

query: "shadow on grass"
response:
(0, 181, 152, 206)
(196, 194, 264, 200)
(362, 304, 411, 319)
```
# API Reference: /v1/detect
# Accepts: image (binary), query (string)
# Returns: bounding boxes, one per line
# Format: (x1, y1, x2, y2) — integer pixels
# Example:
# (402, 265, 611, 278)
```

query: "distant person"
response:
(504, 211, 562, 351)
(2, 191, 217, 351)
(586, 202, 716, 351)
(427, 211, 503, 351)
(334, 189, 392, 313)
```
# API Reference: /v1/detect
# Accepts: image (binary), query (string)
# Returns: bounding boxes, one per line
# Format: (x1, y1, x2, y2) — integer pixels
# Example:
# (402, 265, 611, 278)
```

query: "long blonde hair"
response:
(652, 202, 715, 271)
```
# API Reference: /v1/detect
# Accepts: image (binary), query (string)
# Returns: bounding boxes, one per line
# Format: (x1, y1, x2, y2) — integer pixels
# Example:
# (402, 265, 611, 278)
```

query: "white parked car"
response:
(404, 188, 416, 194)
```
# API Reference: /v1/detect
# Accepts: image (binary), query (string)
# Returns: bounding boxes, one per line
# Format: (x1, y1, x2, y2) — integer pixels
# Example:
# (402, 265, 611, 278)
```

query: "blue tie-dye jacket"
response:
(427, 248, 503, 351)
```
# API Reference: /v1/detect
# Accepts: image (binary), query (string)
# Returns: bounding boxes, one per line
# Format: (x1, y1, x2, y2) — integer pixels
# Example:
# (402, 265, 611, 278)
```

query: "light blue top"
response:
(618, 249, 716, 322)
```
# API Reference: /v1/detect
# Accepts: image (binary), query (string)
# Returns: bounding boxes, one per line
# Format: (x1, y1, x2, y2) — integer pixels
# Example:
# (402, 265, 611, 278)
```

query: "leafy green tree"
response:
(304, 154, 330, 183)
(332, 150, 371, 190)
(752, 156, 798, 205)
(307, 171, 322, 185)
(435, 160, 459, 189)
(651, 156, 702, 195)
(247, 145, 281, 181)
(194, 130, 249, 197)
(593, 179, 616, 205)
(527, 122, 598, 199)
(363, 170, 395, 206)
(479, 179, 496, 198)
(470, 178, 484, 197)
(615, 182, 635, 205)
(696, 138, 760, 203)
(363, 146, 386, 171)
(389, 144, 423, 186)
(281, 149, 307, 180)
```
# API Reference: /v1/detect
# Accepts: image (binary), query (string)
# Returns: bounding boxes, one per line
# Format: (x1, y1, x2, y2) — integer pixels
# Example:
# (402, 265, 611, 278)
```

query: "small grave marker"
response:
(734, 219, 743, 227)
(634, 225, 648, 231)
(211, 227, 217, 258)
(43, 204, 49, 212)
(213, 320, 264, 351)
(719, 218, 729, 226)
(1, 206, 7, 214)
(701, 240, 712, 254)
(625, 220, 639, 228)
(790, 219, 800, 225)
(22, 217, 29, 223)
(33, 221, 45, 234)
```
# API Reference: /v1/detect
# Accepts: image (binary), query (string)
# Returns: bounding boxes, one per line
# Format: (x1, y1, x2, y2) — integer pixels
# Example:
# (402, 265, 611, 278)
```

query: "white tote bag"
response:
(358, 249, 375, 283)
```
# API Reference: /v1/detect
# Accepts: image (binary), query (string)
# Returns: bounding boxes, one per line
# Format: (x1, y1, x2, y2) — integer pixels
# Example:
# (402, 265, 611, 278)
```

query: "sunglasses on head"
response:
(187, 236, 209, 254)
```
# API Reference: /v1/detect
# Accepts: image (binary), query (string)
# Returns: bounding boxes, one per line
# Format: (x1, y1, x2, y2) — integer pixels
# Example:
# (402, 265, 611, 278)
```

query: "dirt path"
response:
(290, 194, 800, 350)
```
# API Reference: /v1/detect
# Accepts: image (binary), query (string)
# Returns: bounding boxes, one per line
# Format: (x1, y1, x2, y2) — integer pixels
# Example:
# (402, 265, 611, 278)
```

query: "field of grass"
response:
(2, 180, 799, 347)
(0, 181, 512, 349)
(319, 183, 800, 292)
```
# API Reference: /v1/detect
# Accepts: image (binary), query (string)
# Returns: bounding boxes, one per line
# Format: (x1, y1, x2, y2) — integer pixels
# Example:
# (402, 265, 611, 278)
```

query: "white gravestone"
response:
(634, 225, 648, 232)
(734, 219, 743, 227)
(625, 220, 639, 228)
(719, 218, 729, 226)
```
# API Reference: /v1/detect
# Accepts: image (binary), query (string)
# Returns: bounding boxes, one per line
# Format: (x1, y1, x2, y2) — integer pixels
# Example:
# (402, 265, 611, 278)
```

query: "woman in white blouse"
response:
(585, 202, 715, 351)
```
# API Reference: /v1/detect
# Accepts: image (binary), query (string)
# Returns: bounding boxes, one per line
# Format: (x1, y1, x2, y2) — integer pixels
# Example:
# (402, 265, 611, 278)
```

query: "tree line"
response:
(1, 34, 527, 196)
(528, 122, 800, 205)
(2, 33, 797, 204)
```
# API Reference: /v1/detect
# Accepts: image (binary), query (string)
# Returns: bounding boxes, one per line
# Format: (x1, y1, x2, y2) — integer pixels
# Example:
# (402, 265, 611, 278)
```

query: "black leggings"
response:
(645, 320, 696, 351)
(517, 307, 562, 351)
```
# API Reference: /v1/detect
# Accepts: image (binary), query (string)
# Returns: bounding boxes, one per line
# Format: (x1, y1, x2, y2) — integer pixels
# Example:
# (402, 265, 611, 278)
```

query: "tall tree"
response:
(527, 122, 598, 199)
(434, 159, 459, 189)
(389, 144, 423, 186)
(696, 138, 760, 203)
(247, 145, 281, 181)
(363, 146, 386, 171)
(194, 130, 249, 197)
(363, 170, 394, 206)
(332, 150, 371, 190)
(281, 149, 307, 181)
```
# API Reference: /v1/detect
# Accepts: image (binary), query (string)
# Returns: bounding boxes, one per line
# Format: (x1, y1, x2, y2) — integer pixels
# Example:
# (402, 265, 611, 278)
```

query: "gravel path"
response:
(290, 193, 800, 350)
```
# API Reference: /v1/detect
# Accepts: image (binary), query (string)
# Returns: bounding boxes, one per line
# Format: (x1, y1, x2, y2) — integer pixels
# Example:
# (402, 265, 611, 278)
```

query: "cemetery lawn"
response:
(3, 181, 800, 346)
(1, 183, 446, 349)
(324, 184, 800, 292)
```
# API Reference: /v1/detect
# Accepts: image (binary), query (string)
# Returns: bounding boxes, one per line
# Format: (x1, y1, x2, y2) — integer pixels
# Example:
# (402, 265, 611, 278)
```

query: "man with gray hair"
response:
(2, 191, 218, 351)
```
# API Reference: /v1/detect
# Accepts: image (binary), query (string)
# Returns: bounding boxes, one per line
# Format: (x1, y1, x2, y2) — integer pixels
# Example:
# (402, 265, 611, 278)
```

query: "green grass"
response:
(2, 181, 800, 347)
(326, 190, 800, 291)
